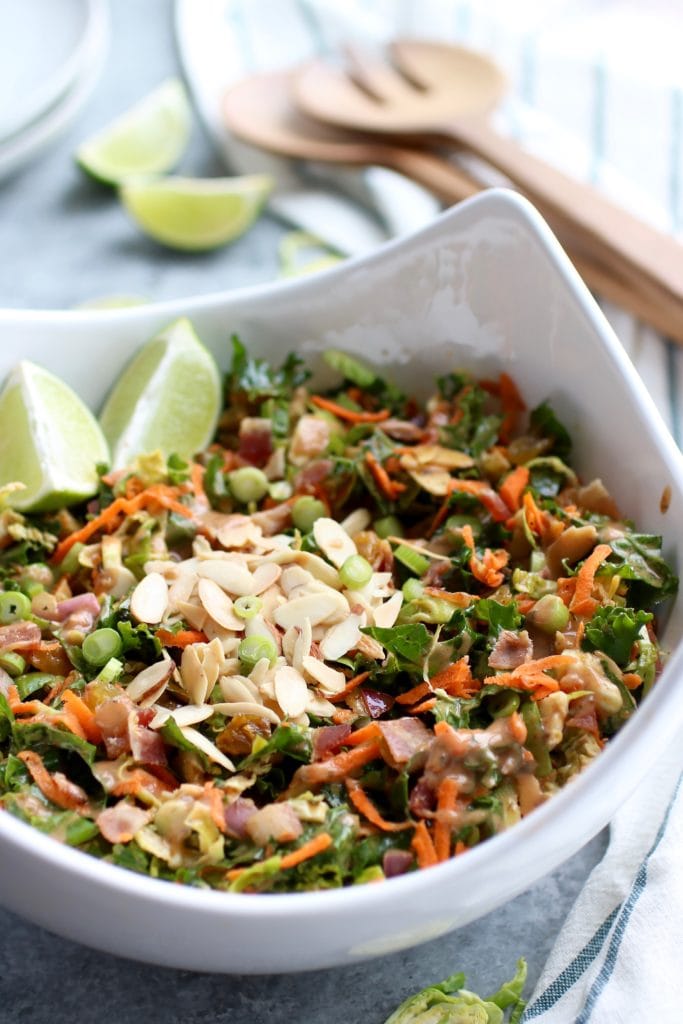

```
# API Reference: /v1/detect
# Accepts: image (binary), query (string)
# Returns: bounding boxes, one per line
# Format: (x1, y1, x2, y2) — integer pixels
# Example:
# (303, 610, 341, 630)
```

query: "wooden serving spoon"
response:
(222, 69, 683, 339)
(293, 39, 683, 335)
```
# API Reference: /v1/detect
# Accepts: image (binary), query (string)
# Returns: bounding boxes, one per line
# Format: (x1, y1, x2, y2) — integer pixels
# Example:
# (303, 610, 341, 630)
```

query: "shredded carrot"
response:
(52, 485, 194, 564)
(18, 750, 90, 811)
(10, 694, 87, 740)
(448, 478, 510, 522)
(454, 840, 467, 856)
(508, 710, 527, 744)
(434, 776, 459, 861)
(61, 689, 102, 745)
(423, 588, 474, 607)
(498, 465, 529, 512)
(570, 543, 612, 618)
(329, 670, 371, 704)
(364, 450, 406, 500)
(622, 673, 643, 690)
(204, 783, 227, 833)
(155, 628, 208, 648)
(396, 681, 433, 705)
(279, 832, 333, 870)
(110, 768, 175, 799)
(344, 722, 382, 746)
(345, 778, 411, 832)
(556, 577, 577, 607)
(515, 595, 537, 615)
(523, 491, 550, 536)
(311, 395, 390, 423)
(427, 490, 452, 538)
(411, 820, 438, 868)
(408, 698, 437, 714)
(460, 523, 509, 588)
(429, 657, 479, 698)
(190, 462, 209, 509)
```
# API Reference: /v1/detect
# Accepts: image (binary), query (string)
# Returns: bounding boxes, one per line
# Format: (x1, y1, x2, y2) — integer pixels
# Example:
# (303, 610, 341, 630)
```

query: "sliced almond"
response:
(130, 572, 168, 624)
(372, 591, 404, 629)
(176, 599, 208, 632)
(274, 666, 309, 718)
(405, 465, 453, 496)
(219, 675, 259, 703)
(313, 517, 357, 568)
(248, 656, 272, 687)
(357, 633, 385, 660)
(282, 625, 298, 663)
(304, 691, 337, 718)
(273, 591, 348, 630)
(302, 655, 346, 694)
(402, 444, 473, 470)
(319, 614, 363, 661)
(292, 551, 341, 588)
(280, 565, 314, 595)
(150, 704, 214, 730)
(180, 644, 210, 705)
(216, 520, 263, 549)
(196, 560, 254, 596)
(167, 572, 197, 611)
(197, 577, 244, 630)
(292, 618, 313, 673)
(251, 562, 282, 594)
(126, 659, 174, 705)
(179, 726, 235, 772)
(340, 508, 372, 537)
(212, 701, 281, 725)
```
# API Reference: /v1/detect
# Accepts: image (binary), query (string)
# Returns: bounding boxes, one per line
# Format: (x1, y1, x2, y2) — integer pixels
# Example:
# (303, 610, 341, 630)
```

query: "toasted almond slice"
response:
(340, 508, 372, 537)
(280, 565, 314, 595)
(244, 615, 281, 654)
(219, 675, 259, 702)
(126, 659, 174, 705)
(251, 562, 282, 594)
(273, 591, 349, 630)
(406, 465, 454, 496)
(216, 521, 263, 549)
(249, 656, 272, 687)
(167, 572, 196, 611)
(313, 517, 357, 568)
(197, 577, 244, 630)
(130, 572, 168, 624)
(304, 691, 337, 718)
(150, 704, 214, 730)
(180, 644, 209, 705)
(176, 599, 208, 632)
(293, 551, 341, 588)
(301, 655, 346, 694)
(179, 726, 235, 772)
(372, 591, 404, 629)
(319, 614, 363, 661)
(387, 537, 451, 562)
(292, 618, 313, 673)
(202, 620, 245, 648)
(196, 560, 254, 596)
(402, 444, 474, 470)
(212, 701, 281, 725)
(259, 584, 284, 621)
(274, 666, 309, 718)
(282, 626, 298, 663)
(357, 633, 385, 660)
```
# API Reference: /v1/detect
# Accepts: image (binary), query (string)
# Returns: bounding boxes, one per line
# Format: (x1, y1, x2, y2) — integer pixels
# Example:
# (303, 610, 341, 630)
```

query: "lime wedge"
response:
(76, 79, 191, 185)
(0, 362, 110, 512)
(119, 174, 273, 251)
(99, 318, 222, 469)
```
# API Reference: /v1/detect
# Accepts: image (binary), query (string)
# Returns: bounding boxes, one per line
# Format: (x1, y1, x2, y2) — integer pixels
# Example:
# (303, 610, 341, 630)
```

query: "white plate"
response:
(0, 1, 109, 183)
(0, 0, 106, 142)
(0, 191, 682, 973)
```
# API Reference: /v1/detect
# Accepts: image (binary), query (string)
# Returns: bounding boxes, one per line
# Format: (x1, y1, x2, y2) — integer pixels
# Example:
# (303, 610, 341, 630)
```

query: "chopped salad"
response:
(0, 336, 677, 893)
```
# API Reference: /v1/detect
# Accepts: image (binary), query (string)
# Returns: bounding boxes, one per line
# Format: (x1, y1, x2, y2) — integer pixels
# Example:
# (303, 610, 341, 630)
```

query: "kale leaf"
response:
(582, 605, 653, 666)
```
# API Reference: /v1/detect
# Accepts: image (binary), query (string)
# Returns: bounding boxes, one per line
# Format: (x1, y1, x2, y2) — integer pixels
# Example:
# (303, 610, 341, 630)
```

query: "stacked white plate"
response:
(0, 0, 109, 181)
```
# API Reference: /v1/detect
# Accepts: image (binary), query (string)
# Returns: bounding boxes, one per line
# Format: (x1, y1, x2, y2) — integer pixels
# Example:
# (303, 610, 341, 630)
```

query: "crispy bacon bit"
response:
(18, 750, 90, 811)
(312, 724, 352, 761)
(224, 797, 258, 839)
(128, 711, 167, 766)
(94, 697, 133, 759)
(293, 458, 333, 495)
(55, 593, 100, 621)
(488, 629, 533, 670)
(244, 802, 303, 846)
(97, 802, 151, 844)
(0, 621, 41, 650)
(383, 848, 414, 877)
(378, 718, 431, 768)
(238, 418, 273, 467)
(565, 695, 600, 737)
(289, 415, 330, 466)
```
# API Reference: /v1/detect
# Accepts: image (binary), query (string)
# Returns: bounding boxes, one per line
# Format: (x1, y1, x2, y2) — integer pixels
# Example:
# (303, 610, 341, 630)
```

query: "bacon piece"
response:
(128, 711, 167, 766)
(383, 848, 414, 877)
(244, 802, 303, 846)
(488, 629, 533, 671)
(293, 458, 333, 495)
(360, 688, 395, 719)
(565, 695, 600, 737)
(238, 418, 273, 467)
(378, 718, 431, 768)
(18, 750, 90, 812)
(0, 621, 41, 650)
(409, 775, 436, 817)
(224, 797, 258, 839)
(289, 415, 330, 466)
(97, 802, 151, 843)
(312, 724, 351, 762)
(380, 419, 427, 442)
(94, 697, 133, 759)
(56, 593, 100, 621)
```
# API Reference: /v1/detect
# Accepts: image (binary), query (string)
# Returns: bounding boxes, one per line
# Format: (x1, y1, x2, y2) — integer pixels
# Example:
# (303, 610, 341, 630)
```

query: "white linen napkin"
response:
(175, 4, 683, 1015)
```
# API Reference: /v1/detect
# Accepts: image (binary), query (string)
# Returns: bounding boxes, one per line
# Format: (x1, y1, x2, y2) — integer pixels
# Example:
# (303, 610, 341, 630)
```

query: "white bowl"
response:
(1, 190, 682, 974)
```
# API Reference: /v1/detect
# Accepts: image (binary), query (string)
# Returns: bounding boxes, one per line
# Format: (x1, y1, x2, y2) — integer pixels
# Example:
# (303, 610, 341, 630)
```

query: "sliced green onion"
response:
(0, 590, 32, 624)
(234, 595, 263, 621)
(529, 594, 569, 634)
(268, 480, 292, 502)
(402, 578, 424, 602)
(0, 651, 25, 677)
(487, 690, 521, 719)
(521, 700, 552, 776)
(15, 672, 56, 700)
(339, 554, 373, 590)
(97, 657, 123, 684)
(228, 466, 269, 504)
(323, 349, 376, 388)
(57, 541, 85, 577)
(292, 495, 326, 533)
(393, 544, 430, 577)
(373, 515, 403, 539)
(238, 634, 278, 672)
(21, 579, 45, 599)
(82, 627, 124, 667)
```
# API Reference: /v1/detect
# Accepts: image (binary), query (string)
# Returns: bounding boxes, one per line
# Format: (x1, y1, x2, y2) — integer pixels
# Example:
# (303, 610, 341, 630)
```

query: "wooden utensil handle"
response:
(382, 149, 683, 344)
(436, 118, 683, 309)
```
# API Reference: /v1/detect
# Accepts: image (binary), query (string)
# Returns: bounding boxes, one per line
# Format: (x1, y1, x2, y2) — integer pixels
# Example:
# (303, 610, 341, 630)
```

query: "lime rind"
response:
(76, 79, 192, 186)
(119, 174, 274, 251)
(0, 361, 110, 512)
(99, 317, 222, 470)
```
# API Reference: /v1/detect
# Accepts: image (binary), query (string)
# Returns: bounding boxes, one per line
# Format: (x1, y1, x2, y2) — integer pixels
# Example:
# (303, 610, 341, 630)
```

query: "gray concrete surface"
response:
(0, 2, 607, 1020)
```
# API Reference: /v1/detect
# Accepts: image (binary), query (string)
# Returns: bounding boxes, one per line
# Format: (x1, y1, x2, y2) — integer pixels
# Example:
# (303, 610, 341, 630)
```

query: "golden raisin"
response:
(216, 714, 271, 757)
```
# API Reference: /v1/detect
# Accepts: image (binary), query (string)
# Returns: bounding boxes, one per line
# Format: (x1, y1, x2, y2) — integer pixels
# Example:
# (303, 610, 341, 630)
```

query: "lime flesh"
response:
(120, 174, 273, 251)
(0, 362, 110, 512)
(76, 79, 192, 185)
(99, 317, 222, 470)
